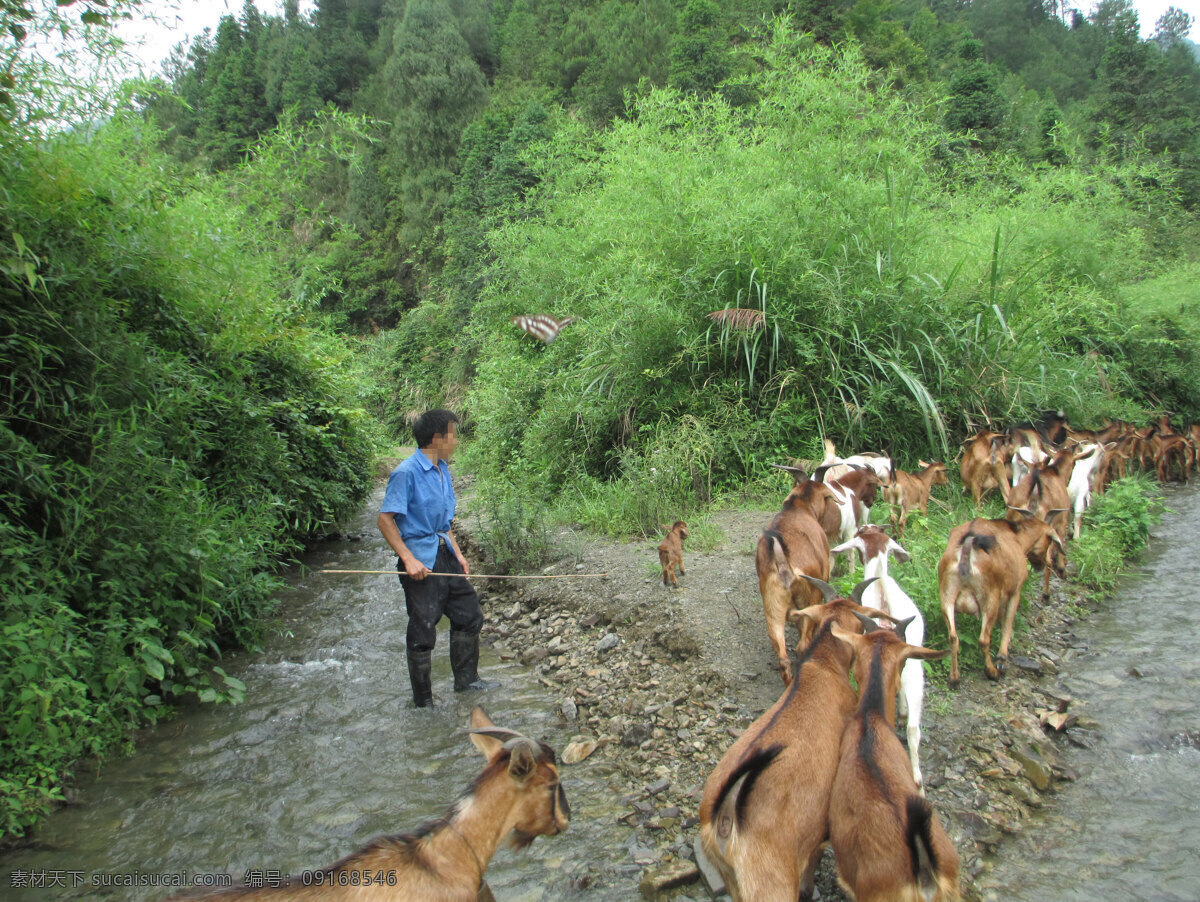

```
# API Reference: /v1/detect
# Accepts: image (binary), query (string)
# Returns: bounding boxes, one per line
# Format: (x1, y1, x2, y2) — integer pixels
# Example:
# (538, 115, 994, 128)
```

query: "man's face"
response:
(432, 422, 459, 461)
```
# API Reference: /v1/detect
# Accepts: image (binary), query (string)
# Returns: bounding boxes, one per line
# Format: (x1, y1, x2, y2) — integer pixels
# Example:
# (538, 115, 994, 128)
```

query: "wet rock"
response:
(622, 723, 653, 747)
(561, 697, 578, 720)
(1010, 744, 1053, 791)
(1009, 656, 1043, 675)
(639, 858, 701, 898)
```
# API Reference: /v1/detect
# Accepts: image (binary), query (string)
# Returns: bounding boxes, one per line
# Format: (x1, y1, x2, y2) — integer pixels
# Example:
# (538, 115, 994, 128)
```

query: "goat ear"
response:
(788, 604, 823, 626)
(903, 645, 950, 663)
(507, 739, 539, 784)
(1007, 505, 1035, 518)
(887, 539, 911, 563)
(830, 538, 859, 556)
(830, 623, 859, 646)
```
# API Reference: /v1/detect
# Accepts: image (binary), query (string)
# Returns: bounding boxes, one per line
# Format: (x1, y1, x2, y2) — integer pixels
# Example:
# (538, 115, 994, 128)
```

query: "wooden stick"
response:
(318, 569, 609, 579)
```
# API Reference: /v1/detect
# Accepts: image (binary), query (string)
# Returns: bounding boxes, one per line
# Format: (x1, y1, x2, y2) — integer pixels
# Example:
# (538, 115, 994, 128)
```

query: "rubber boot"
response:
(407, 648, 434, 708)
(450, 631, 500, 692)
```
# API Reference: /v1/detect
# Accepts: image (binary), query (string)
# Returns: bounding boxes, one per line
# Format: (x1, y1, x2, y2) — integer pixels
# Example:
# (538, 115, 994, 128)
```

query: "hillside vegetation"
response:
(0, 0, 1197, 840)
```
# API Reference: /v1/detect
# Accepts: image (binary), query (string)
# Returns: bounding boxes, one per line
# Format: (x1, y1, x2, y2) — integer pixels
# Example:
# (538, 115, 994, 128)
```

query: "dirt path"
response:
(463, 503, 1096, 900)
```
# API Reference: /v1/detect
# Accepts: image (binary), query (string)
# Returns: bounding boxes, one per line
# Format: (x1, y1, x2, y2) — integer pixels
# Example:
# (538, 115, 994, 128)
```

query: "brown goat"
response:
(1006, 453, 1072, 545)
(884, 460, 948, 536)
(170, 707, 568, 902)
(657, 520, 689, 587)
(699, 583, 891, 902)
(937, 514, 1065, 685)
(829, 621, 959, 902)
(959, 431, 1011, 506)
(757, 467, 842, 684)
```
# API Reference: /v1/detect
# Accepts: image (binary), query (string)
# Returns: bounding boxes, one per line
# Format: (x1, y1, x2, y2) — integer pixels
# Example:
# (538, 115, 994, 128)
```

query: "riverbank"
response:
(461, 503, 1110, 900)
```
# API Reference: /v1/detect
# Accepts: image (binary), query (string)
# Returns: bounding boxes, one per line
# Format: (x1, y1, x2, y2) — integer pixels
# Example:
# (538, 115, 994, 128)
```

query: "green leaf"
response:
(140, 654, 165, 682)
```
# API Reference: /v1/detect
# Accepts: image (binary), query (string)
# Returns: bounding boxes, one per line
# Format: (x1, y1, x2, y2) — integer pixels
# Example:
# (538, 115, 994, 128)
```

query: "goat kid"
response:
(171, 707, 568, 902)
(884, 460, 948, 537)
(959, 431, 1011, 506)
(937, 513, 1065, 685)
(1066, 442, 1112, 539)
(657, 520, 689, 587)
(829, 620, 959, 902)
(832, 526, 930, 791)
(699, 581, 890, 902)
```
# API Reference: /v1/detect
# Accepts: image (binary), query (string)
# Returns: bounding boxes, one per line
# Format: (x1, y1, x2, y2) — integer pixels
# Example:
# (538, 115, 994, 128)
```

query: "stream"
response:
(3, 484, 1200, 900)
(0, 484, 635, 900)
(977, 484, 1200, 902)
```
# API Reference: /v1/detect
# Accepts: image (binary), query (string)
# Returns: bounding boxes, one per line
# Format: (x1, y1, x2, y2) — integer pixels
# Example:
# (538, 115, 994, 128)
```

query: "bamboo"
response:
(318, 569, 609, 579)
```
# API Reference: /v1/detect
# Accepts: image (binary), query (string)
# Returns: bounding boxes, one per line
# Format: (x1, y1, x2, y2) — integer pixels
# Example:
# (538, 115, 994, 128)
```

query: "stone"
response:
(639, 859, 701, 898)
(561, 698, 578, 720)
(693, 835, 727, 896)
(597, 633, 621, 653)
(1010, 743, 1052, 791)
(1009, 655, 1043, 675)
(562, 739, 599, 764)
(646, 777, 671, 795)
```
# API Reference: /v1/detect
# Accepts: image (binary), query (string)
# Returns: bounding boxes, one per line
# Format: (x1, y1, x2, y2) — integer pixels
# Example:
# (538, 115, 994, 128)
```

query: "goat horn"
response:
(798, 574, 838, 602)
(853, 611, 881, 633)
(850, 577, 879, 605)
(891, 614, 916, 640)
(812, 464, 836, 483)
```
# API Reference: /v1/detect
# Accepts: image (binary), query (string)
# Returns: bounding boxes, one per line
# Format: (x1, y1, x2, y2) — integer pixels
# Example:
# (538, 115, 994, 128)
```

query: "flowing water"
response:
(977, 484, 1200, 902)
(6, 484, 1200, 901)
(0, 484, 637, 901)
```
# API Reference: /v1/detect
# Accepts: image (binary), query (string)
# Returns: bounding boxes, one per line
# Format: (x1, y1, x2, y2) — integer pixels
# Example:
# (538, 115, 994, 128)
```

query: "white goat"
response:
(1011, 444, 1051, 488)
(832, 525, 930, 792)
(1067, 441, 1110, 539)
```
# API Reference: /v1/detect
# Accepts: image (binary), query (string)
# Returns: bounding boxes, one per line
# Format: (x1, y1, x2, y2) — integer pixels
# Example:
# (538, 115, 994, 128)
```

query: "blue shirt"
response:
(380, 451, 457, 569)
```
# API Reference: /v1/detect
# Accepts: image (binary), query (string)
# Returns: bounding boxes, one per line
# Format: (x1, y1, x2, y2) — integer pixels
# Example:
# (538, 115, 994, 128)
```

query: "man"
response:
(377, 409, 498, 707)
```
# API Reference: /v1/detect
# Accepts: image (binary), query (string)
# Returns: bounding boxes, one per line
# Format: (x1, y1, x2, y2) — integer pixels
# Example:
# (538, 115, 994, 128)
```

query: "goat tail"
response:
(762, 529, 794, 591)
(905, 796, 947, 902)
(956, 533, 996, 581)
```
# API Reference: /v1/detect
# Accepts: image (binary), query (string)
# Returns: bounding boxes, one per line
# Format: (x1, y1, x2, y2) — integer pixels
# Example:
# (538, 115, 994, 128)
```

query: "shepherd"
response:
(377, 409, 499, 708)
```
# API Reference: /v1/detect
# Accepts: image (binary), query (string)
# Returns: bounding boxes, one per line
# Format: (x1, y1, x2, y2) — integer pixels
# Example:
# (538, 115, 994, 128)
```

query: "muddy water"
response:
(0, 485, 636, 901)
(978, 485, 1200, 902)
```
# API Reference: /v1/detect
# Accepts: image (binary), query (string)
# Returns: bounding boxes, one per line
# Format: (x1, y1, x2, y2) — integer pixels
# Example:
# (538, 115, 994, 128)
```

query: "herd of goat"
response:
(176, 410, 1193, 901)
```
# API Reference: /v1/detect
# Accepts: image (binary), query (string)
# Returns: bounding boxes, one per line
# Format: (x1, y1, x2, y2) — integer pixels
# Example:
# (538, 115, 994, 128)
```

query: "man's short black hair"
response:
(413, 409, 459, 448)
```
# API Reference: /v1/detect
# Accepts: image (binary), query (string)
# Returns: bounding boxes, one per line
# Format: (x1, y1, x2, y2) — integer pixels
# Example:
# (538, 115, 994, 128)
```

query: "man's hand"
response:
(455, 552, 471, 576)
(402, 555, 430, 580)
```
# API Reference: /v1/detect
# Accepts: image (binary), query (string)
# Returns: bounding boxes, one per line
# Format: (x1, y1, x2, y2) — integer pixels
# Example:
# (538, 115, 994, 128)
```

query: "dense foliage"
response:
(0, 103, 374, 840)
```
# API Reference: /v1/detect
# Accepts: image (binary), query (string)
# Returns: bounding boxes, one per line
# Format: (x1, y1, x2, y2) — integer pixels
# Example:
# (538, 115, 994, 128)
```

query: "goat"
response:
(1066, 442, 1111, 539)
(937, 513, 1065, 685)
(818, 438, 894, 485)
(959, 430, 1011, 506)
(699, 580, 889, 902)
(828, 619, 959, 902)
(1006, 452, 1072, 544)
(657, 520, 689, 587)
(823, 466, 883, 574)
(1010, 444, 1050, 489)
(758, 466, 842, 684)
(171, 707, 568, 901)
(1151, 429, 1193, 483)
(832, 526, 930, 791)
(883, 460, 948, 537)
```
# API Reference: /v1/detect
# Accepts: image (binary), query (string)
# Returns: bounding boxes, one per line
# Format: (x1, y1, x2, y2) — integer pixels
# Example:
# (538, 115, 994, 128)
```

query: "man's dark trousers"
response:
(399, 541, 483, 706)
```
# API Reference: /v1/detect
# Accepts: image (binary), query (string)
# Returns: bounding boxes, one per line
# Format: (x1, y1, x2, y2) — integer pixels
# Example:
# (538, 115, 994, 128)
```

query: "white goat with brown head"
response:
(833, 525, 931, 792)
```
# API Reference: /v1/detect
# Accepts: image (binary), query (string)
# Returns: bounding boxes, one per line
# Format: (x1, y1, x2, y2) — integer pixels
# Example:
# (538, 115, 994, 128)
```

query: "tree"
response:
(669, 0, 729, 95)
(1153, 7, 1193, 50)
(945, 38, 1006, 141)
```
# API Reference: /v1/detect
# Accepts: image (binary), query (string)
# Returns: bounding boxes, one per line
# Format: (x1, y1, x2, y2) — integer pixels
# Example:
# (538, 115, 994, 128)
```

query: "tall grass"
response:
(456, 25, 1183, 512)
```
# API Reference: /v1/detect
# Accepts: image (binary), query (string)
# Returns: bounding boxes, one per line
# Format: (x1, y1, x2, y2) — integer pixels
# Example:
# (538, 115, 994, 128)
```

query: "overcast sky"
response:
(99, 0, 1200, 79)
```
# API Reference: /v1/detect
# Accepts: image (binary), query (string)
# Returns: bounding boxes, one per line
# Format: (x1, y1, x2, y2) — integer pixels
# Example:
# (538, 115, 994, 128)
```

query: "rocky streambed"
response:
(466, 509, 1104, 901)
